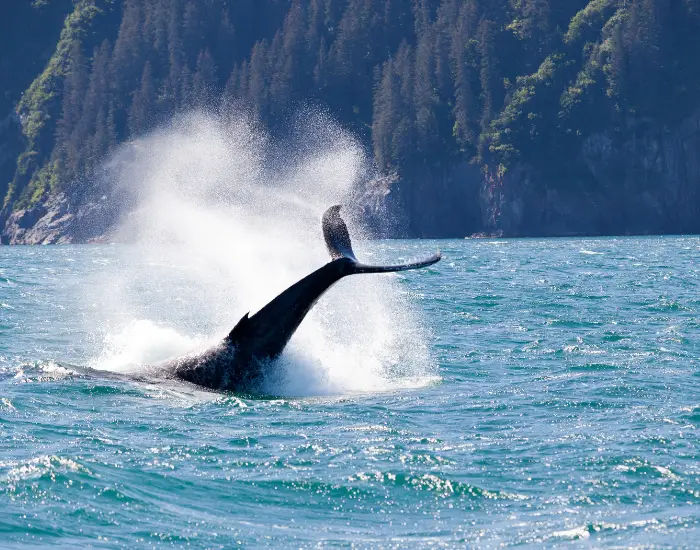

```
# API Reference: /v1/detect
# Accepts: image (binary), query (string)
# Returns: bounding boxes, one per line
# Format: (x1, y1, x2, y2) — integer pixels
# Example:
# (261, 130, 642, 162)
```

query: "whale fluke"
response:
(322, 204, 440, 272)
(322, 205, 357, 261)
(353, 253, 441, 273)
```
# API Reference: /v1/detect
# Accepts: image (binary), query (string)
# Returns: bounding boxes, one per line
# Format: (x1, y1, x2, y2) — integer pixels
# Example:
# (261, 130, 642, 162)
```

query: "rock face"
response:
(367, 160, 483, 238)
(402, 161, 483, 238)
(0, 193, 117, 244)
(1, 110, 699, 243)
(480, 110, 700, 237)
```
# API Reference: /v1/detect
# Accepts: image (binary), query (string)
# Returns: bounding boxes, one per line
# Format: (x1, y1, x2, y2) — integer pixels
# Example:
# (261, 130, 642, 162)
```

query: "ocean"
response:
(0, 236, 698, 548)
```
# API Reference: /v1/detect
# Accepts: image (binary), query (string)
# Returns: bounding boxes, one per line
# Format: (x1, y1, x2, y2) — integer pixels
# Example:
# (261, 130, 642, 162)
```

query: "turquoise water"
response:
(0, 237, 698, 547)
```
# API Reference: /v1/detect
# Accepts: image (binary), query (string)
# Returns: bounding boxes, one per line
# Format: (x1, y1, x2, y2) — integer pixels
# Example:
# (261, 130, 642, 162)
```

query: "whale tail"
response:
(224, 205, 439, 369)
(322, 205, 441, 273)
(174, 204, 441, 392)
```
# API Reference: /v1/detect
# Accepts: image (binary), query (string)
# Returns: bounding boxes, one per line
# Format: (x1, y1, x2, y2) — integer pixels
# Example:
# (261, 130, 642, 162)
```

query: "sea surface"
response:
(0, 237, 698, 548)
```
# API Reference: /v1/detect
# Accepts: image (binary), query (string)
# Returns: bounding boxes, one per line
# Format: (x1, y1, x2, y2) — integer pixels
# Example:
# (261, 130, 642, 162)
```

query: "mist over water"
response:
(89, 110, 436, 395)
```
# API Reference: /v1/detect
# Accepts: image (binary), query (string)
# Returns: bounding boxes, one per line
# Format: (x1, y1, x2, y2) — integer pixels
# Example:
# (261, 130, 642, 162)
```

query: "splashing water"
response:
(88, 110, 436, 395)
(2, 237, 697, 546)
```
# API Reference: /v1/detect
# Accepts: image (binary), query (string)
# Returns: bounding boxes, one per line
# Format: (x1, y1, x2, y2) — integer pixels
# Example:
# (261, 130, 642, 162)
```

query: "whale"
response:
(163, 205, 440, 392)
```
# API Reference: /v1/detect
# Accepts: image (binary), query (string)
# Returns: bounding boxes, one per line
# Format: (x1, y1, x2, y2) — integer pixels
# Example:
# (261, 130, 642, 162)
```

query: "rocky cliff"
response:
(480, 109, 700, 237)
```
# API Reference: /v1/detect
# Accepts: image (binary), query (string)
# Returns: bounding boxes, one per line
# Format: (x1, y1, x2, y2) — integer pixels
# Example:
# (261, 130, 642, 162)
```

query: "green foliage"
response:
(18, 162, 59, 209)
(486, 0, 700, 177)
(559, 58, 599, 118)
(6, 0, 116, 208)
(487, 54, 572, 163)
(4, 0, 700, 233)
(564, 0, 617, 46)
(17, 1, 107, 146)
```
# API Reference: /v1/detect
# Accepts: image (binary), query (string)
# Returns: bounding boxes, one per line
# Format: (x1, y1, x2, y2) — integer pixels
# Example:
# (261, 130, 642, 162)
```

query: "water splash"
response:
(89, 110, 436, 395)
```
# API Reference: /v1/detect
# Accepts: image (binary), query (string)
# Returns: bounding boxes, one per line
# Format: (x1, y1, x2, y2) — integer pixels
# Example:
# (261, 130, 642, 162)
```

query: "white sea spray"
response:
(87, 110, 436, 395)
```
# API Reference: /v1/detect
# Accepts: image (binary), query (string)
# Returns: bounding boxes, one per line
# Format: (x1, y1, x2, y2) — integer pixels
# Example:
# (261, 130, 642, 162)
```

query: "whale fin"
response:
(353, 252, 441, 273)
(227, 312, 250, 342)
(322, 205, 441, 273)
(322, 205, 357, 261)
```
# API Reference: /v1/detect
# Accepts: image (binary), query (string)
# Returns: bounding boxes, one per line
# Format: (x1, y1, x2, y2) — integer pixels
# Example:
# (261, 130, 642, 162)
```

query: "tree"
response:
(128, 61, 155, 136)
(192, 49, 218, 106)
(413, 29, 439, 156)
(450, 2, 480, 153)
(55, 40, 90, 181)
(247, 40, 269, 117)
(477, 18, 502, 146)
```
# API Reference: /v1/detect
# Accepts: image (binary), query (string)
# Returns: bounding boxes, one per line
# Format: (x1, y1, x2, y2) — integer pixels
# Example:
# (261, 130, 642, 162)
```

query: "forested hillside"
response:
(2, 0, 700, 243)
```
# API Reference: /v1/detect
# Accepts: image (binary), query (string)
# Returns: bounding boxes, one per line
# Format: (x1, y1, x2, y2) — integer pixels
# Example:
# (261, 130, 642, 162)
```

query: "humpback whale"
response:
(165, 205, 440, 392)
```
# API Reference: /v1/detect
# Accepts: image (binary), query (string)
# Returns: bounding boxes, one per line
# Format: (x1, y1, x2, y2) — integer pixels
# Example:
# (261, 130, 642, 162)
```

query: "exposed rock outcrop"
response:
(1, 193, 117, 244)
(388, 160, 482, 238)
(480, 110, 700, 237)
(2, 110, 699, 243)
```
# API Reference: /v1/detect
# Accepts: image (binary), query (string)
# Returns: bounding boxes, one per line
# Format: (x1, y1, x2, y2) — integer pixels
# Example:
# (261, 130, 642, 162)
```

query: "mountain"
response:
(2, 0, 699, 243)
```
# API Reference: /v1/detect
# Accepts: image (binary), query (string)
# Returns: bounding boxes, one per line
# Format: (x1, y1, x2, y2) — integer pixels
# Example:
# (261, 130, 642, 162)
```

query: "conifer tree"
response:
(56, 40, 90, 182)
(247, 40, 269, 117)
(477, 18, 502, 149)
(128, 62, 155, 137)
(192, 49, 218, 106)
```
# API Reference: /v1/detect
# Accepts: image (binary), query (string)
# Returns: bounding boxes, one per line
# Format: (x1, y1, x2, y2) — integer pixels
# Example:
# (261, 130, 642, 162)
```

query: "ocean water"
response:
(0, 236, 698, 548)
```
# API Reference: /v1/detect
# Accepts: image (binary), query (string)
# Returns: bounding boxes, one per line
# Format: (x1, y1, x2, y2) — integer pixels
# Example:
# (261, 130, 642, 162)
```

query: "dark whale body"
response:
(166, 206, 440, 392)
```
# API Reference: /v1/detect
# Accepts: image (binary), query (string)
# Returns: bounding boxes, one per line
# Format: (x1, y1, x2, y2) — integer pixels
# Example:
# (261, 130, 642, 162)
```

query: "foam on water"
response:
(1, 236, 698, 547)
(93, 319, 209, 374)
(88, 110, 435, 394)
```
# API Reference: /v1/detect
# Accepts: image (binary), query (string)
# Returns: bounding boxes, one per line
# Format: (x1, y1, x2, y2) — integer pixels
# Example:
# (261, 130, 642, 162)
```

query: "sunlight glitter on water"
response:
(0, 236, 698, 547)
